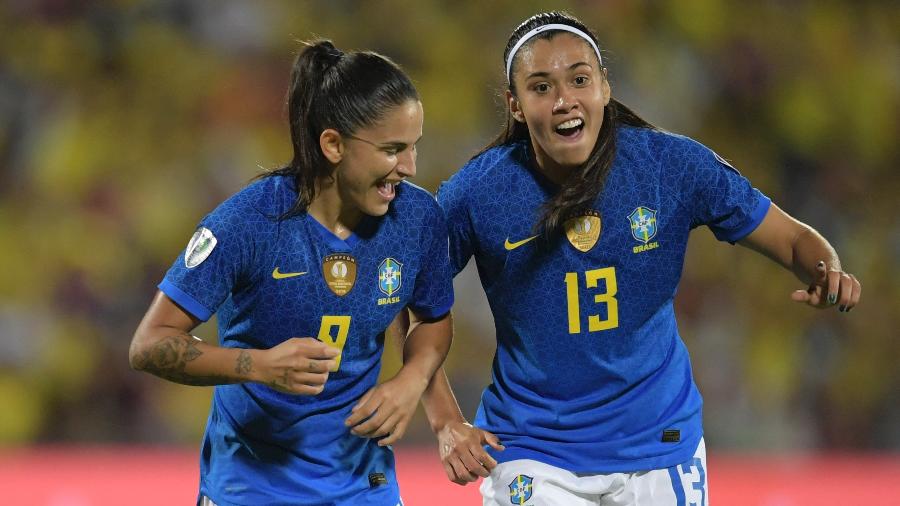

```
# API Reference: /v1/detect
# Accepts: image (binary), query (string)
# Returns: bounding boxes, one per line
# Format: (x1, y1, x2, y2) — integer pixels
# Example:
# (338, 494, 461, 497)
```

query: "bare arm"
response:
(738, 203, 861, 311)
(345, 309, 454, 446)
(129, 291, 339, 393)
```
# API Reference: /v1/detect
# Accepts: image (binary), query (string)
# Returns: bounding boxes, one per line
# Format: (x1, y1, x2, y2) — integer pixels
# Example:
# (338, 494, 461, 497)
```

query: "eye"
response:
(383, 147, 400, 156)
(574, 75, 590, 86)
(533, 83, 550, 94)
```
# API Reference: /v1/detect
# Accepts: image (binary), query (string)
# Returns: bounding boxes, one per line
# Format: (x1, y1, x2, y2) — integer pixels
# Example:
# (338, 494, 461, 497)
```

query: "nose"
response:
(395, 147, 416, 178)
(553, 87, 577, 113)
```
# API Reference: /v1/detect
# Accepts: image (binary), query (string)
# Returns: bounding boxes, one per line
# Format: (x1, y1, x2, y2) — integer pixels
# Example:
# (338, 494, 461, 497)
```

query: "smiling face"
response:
(508, 33, 610, 180)
(321, 99, 423, 220)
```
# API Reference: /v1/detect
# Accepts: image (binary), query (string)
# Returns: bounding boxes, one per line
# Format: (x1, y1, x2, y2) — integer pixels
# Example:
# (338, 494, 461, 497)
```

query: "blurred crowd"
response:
(0, 0, 897, 451)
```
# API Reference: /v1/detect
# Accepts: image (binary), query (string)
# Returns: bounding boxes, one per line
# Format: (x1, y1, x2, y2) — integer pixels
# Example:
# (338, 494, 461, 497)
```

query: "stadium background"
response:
(0, 1, 897, 504)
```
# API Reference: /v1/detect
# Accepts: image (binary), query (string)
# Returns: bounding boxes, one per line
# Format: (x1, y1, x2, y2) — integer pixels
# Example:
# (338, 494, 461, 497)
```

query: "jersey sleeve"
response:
(680, 141, 771, 243)
(407, 199, 454, 320)
(436, 177, 475, 276)
(159, 196, 260, 321)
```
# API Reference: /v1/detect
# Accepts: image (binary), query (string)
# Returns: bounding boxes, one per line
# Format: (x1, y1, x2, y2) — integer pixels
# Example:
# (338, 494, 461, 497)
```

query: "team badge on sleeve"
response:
(377, 258, 402, 296)
(508, 474, 534, 504)
(184, 227, 217, 268)
(322, 254, 357, 296)
(564, 210, 601, 252)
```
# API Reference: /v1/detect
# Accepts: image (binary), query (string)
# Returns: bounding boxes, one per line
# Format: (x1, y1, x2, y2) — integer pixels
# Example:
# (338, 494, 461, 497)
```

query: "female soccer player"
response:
(129, 40, 453, 506)
(422, 11, 861, 505)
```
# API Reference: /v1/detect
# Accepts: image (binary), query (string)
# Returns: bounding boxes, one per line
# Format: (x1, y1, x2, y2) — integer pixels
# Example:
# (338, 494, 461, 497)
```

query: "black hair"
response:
(487, 11, 656, 237)
(265, 39, 419, 218)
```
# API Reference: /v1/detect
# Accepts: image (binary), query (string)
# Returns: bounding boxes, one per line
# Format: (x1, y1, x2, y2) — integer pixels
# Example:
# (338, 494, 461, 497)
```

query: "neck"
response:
(531, 146, 575, 186)
(307, 179, 362, 240)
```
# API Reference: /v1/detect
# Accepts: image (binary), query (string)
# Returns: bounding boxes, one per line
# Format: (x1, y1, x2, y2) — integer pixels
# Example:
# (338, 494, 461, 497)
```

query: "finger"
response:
(459, 449, 490, 478)
(369, 412, 402, 439)
(791, 289, 811, 303)
(292, 371, 329, 387)
(837, 273, 853, 311)
(378, 417, 408, 446)
(483, 431, 506, 452)
(345, 390, 378, 427)
(448, 456, 479, 484)
(826, 269, 840, 306)
(845, 274, 861, 312)
(469, 445, 498, 472)
(300, 338, 341, 358)
(350, 404, 389, 436)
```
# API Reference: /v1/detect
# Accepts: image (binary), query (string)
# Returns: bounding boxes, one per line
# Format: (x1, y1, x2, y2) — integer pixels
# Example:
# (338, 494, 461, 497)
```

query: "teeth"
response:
(556, 118, 583, 130)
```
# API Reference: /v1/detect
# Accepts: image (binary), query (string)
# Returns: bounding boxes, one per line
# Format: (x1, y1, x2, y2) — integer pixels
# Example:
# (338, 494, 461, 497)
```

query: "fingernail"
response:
(827, 293, 837, 305)
(838, 305, 846, 312)
(846, 306, 853, 312)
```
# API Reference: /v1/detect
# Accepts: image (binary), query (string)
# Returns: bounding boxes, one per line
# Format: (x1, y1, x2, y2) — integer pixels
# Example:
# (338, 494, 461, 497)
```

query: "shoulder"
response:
(390, 180, 443, 219)
(438, 142, 525, 203)
(214, 175, 296, 219)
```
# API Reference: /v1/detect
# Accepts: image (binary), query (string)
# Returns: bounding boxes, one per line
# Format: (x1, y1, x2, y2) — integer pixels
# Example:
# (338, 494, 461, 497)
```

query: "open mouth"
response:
(555, 118, 584, 138)
(376, 180, 398, 200)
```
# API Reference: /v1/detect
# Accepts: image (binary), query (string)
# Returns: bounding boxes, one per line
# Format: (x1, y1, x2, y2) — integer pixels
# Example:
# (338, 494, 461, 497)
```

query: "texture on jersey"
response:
(438, 125, 770, 472)
(160, 175, 452, 505)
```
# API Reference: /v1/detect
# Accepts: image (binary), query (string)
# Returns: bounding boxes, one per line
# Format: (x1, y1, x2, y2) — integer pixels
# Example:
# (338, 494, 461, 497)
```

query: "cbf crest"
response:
(629, 206, 658, 243)
(508, 474, 533, 504)
(322, 253, 357, 296)
(378, 258, 402, 296)
(564, 210, 601, 252)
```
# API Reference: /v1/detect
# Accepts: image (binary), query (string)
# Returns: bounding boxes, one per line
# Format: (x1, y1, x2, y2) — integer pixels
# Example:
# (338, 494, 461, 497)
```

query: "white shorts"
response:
(481, 438, 707, 506)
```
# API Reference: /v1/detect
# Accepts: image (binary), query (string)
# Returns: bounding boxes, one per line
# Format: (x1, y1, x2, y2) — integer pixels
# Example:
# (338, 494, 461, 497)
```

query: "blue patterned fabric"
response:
(160, 175, 453, 505)
(438, 125, 770, 473)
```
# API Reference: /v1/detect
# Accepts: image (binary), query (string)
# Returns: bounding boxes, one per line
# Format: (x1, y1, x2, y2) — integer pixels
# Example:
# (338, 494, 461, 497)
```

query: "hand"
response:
(344, 370, 427, 446)
(791, 261, 861, 312)
(258, 337, 340, 395)
(437, 421, 504, 485)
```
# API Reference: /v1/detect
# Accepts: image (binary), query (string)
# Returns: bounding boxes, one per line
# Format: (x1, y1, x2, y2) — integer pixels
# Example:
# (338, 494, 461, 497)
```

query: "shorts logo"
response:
(508, 474, 533, 504)
(322, 254, 357, 296)
(378, 258, 402, 296)
(564, 210, 601, 252)
(184, 227, 217, 268)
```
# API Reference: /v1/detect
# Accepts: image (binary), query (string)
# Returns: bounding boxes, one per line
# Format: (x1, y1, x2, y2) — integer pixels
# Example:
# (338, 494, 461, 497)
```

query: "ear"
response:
(320, 129, 343, 164)
(506, 90, 526, 123)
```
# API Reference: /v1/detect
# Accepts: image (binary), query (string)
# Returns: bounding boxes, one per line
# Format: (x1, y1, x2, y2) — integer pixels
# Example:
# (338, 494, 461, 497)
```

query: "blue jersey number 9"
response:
(564, 267, 619, 334)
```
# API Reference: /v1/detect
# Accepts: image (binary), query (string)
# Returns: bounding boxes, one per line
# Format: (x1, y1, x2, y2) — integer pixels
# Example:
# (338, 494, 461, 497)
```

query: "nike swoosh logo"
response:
(272, 267, 307, 279)
(504, 235, 538, 251)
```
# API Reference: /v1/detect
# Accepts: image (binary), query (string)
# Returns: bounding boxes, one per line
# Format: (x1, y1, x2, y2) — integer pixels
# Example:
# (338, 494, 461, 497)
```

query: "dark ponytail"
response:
(484, 12, 657, 237)
(265, 39, 419, 219)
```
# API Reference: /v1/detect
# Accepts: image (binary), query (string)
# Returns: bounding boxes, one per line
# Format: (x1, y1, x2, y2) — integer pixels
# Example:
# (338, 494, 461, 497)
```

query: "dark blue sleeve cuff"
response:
(159, 279, 214, 322)
(719, 195, 771, 244)
(408, 299, 453, 322)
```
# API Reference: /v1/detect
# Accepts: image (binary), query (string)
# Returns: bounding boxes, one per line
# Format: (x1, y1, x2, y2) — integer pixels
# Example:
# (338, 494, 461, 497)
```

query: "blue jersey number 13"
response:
(564, 267, 619, 334)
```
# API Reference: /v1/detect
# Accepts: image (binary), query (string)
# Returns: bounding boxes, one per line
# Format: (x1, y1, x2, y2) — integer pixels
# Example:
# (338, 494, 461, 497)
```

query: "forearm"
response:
(396, 313, 452, 393)
(129, 327, 256, 386)
(421, 367, 467, 433)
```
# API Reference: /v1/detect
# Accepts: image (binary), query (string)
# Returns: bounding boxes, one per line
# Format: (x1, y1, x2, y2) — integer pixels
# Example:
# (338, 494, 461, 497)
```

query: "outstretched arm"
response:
(401, 310, 505, 485)
(738, 203, 861, 311)
(129, 291, 338, 393)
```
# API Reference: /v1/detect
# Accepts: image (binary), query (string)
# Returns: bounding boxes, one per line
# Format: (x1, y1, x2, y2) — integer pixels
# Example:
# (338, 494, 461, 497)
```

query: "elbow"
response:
(128, 333, 149, 371)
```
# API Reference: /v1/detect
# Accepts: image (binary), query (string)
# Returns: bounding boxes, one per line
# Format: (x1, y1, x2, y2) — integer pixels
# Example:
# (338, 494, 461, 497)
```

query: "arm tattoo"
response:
(235, 350, 253, 376)
(135, 334, 233, 386)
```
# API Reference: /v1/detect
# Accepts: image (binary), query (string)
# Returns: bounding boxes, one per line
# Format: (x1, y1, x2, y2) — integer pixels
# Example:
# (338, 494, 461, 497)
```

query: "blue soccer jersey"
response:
(160, 175, 453, 506)
(437, 125, 770, 473)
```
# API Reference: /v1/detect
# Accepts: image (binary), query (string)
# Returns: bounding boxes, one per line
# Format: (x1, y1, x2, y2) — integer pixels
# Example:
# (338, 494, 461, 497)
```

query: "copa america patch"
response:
(184, 227, 217, 268)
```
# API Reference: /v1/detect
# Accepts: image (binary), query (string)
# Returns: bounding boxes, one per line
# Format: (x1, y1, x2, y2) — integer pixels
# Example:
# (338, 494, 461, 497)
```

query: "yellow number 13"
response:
(564, 267, 619, 334)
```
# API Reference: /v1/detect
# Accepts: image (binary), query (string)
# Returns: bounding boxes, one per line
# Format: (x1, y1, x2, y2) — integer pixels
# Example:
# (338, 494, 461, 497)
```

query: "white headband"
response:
(505, 24, 603, 82)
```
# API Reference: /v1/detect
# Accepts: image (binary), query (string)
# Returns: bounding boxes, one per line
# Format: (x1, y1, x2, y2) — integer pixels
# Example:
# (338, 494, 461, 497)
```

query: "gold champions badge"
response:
(322, 253, 357, 296)
(564, 210, 602, 252)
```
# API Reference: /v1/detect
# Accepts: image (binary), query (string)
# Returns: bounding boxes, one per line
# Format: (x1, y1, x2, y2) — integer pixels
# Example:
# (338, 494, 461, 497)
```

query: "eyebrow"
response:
(525, 61, 593, 80)
(378, 135, 423, 149)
